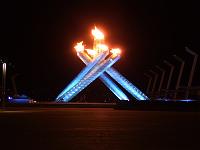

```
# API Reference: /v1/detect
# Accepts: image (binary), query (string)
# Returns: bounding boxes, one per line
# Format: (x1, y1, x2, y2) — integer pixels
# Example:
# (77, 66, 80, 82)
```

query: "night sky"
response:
(1, 0, 200, 100)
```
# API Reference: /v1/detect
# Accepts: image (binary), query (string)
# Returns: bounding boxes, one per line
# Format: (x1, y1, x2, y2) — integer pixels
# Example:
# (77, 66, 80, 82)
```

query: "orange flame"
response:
(96, 44, 108, 51)
(74, 41, 84, 52)
(85, 49, 97, 56)
(74, 27, 121, 58)
(91, 26, 104, 40)
(110, 48, 121, 55)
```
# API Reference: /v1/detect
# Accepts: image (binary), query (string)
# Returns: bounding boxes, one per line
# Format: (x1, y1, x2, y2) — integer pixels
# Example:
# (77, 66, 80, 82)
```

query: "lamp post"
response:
(164, 60, 174, 98)
(185, 47, 198, 99)
(2, 62, 7, 107)
(173, 55, 185, 99)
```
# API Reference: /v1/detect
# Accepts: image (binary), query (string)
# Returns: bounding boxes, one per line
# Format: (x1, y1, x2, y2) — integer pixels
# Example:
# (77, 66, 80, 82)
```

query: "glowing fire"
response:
(85, 49, 97, 56)
(96, 44, 108, 51)
(74, 26, 122, 58)
(110, 48, 121, 55)
(74, 41, 84, 52)
(92, 26, 104, 40)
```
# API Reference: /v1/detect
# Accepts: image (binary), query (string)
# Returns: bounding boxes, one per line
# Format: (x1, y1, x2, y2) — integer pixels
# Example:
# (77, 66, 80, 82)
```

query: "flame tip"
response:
(74, 41, 84, 52)
(91, 26, 104, 40)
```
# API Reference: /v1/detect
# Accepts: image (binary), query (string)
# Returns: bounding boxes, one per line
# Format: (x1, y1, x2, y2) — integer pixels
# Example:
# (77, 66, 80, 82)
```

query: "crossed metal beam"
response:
(56, 50, 149, 102)
(56, 27, 149, 102)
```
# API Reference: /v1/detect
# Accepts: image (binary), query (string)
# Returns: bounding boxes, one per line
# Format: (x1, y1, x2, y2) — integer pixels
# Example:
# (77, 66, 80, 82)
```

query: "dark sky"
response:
(1, 0, 200, 100)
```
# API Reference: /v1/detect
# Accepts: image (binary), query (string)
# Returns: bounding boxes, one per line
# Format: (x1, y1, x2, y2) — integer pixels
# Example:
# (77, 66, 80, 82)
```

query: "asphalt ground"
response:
(0, 106, 200, 150)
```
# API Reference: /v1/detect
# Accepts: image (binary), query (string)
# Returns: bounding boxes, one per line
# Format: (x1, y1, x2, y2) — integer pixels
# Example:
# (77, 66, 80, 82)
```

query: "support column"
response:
(144, 73, 152, 94)
(149, 70, 158, 98)
(185, 47, 198, 99)
(164, 60, 174, 98)
(173, 55, 185, 99)
(155, 65, 165, 92)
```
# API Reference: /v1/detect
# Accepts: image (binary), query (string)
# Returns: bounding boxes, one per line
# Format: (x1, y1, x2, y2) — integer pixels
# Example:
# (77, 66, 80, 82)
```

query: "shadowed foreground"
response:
(0, 107, 199, 150)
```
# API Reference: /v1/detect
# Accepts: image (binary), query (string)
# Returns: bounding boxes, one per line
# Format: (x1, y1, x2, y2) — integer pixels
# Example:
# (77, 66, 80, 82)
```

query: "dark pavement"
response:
(0, 107, 200, 150)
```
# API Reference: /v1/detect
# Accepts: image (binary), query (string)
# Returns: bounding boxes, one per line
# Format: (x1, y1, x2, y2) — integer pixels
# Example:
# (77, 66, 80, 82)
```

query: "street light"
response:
(2, 62, 7, 106)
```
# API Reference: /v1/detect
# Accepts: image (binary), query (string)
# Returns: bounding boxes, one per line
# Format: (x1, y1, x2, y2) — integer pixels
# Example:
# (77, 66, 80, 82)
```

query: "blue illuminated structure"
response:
(78, 51, 148, 100)
(56, 51, 108, 100)
(78, 52, 129, 100)
(56, 27, 149, 102)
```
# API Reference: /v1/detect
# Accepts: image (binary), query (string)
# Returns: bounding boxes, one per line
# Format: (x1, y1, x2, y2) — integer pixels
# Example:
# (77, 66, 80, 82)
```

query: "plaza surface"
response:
(0, 106, 199, 150)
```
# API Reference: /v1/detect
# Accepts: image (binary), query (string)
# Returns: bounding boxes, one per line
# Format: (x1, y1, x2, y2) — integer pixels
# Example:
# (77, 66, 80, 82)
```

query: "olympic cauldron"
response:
(56, 27, 149, 102)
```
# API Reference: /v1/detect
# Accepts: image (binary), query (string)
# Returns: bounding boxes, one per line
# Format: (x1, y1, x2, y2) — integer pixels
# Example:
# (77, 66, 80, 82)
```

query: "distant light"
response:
(8, 96, 13, 100)
(179, 99, 193, 102)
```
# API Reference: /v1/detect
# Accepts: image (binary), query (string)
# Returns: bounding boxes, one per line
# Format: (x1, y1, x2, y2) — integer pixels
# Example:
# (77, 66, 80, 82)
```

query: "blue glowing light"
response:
(78, 54, 149, 100)
(107, 68, 149, 100)
(61, 55, 120, 102)
(179, 99, 193, 102)
(7, 95, 33, 104)
(56, 51, 108, 100)
(78, 52, 129, 100)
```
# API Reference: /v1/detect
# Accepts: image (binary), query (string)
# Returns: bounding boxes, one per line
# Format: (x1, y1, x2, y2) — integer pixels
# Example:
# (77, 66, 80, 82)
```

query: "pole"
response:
(2, 63, 6, 107)
(185, 47, 198, 99)
(144, 73, 152, 94)
(149, 70, 158, 93)
(164, 60, 174, 98)
(173, 55, 185, 99)
(155, 65, 166, 92)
